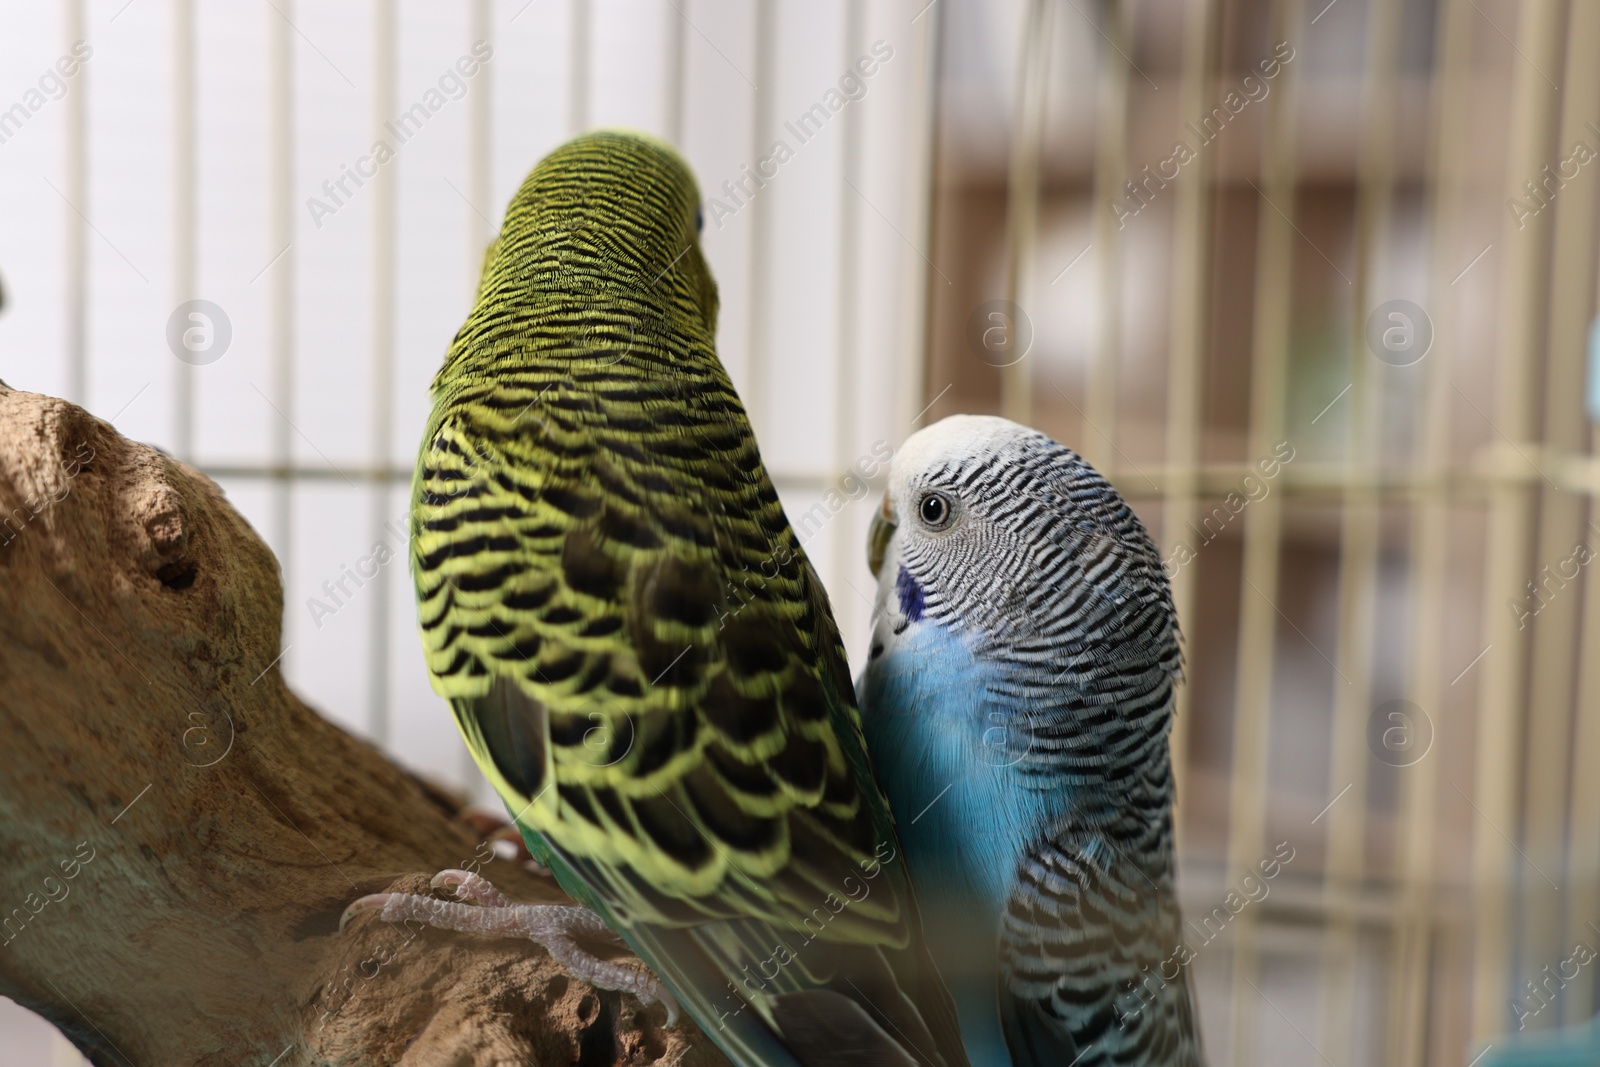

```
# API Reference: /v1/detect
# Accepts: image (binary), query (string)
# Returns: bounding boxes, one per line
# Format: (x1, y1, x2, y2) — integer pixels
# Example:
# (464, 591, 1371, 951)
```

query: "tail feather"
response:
(999, 990, 1082, 1067)
(773, 989, 921, 1067)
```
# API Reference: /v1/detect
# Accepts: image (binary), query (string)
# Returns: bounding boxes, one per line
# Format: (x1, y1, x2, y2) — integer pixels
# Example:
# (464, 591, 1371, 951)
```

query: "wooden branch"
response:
(0, 383, 728, 1067)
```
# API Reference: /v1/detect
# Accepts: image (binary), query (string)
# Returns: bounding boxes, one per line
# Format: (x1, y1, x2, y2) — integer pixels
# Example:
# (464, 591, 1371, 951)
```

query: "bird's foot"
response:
(341, 869, 678, 1023)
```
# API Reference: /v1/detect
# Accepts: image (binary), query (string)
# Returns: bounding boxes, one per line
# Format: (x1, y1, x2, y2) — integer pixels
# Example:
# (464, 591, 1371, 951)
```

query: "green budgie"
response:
(344, 131, 970, 1067)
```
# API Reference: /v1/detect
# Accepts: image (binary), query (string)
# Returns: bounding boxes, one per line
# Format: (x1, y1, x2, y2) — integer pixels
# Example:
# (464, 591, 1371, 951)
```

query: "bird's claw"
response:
(338, 869, 679, 1024)
(338, 893, 392, 932)
(430, 867, 513, 906)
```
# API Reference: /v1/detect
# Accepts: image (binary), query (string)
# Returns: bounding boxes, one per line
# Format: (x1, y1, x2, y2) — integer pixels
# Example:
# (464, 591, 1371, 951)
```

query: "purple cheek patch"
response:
(895, 565, 925, 622)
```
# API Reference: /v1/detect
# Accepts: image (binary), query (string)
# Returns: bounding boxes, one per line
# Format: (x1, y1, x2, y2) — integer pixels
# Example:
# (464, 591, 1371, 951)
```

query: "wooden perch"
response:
(0, 383, 728, 1067)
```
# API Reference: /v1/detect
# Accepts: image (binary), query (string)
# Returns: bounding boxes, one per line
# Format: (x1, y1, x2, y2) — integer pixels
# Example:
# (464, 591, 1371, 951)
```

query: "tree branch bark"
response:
(0, 383, 727, 1067)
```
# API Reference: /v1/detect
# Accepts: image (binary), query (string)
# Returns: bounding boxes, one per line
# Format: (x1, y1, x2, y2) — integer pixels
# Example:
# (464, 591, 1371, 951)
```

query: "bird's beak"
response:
(868, 494, 896, 578)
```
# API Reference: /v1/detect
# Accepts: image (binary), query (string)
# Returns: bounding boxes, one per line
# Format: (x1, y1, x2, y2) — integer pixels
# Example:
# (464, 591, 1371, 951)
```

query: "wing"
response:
(998, 812, 1203, 1067)
(412, 351, 967, 1067)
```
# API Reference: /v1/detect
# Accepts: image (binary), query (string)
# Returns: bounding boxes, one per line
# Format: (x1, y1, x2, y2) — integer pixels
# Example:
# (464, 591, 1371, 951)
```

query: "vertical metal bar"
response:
(268, 0, 295, 578)
(1388, 2, 1473, 1061)
(468, 0, 493, 277)
(1084, 0, 1130, 467)
(568, 0, 590, 136)
(1000, 0, 1053, 427)
(905, 0, 944, 432)
(1225, 1, 1304, 1061)
(367, 0, 397, 745)
(1521, 1, 1600, 1029)
(1565, 424, 1600, 1019)
(461, 0, 494, 794)
(1469, 0, 1563, 1042)
(830, 0, 865, 592)
(63, 0, 87, 407)
(1163, 0, 1219, 835)
(172, 0, 196, 460)
(744, 0, 775, 427)
(1316, 0, 1402, 1059)
(663, 0, 687, 146)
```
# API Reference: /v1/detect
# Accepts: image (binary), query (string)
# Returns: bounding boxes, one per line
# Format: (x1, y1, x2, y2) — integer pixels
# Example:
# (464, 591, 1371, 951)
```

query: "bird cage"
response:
(0, 1, 1594, 1064)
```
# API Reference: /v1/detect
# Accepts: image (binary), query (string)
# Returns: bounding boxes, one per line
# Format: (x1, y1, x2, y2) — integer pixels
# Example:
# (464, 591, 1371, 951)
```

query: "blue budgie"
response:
(856, 415, 1202, 1066)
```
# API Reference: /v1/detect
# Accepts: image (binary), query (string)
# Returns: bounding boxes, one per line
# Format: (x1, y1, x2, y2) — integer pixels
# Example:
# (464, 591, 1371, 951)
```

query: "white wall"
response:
(0, 0, 939, 1059)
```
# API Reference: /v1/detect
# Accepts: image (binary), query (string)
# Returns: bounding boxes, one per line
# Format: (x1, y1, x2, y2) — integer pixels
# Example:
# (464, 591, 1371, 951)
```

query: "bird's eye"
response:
(918, 491, 953, 529)
(695, 204, 705, 235)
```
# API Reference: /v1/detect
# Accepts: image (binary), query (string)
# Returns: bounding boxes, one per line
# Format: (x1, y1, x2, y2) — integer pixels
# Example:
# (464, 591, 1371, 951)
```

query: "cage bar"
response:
(1469, 0, 1564, 1042)
(1315, 0, 1402, 1059)
(1162, 0, 1219, 838)
(1222, 1, 1304, 1062)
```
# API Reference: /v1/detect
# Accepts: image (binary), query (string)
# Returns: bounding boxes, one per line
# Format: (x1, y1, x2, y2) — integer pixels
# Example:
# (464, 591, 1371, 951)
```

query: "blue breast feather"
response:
(861, 620, 1069, 908)
(859, 618, 1076, 1066)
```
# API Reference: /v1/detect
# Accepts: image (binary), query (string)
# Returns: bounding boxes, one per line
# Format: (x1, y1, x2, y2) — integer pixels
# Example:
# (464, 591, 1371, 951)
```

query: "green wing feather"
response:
(410, 131, 969, 1067)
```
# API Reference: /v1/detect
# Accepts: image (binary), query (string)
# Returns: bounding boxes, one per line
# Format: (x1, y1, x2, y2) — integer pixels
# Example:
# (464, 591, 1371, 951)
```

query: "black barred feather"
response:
(998, 795, 1199, 1067)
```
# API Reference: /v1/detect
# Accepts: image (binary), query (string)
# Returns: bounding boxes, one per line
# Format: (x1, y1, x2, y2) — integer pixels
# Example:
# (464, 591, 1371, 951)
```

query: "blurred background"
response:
(0, 0, 1594, 1063)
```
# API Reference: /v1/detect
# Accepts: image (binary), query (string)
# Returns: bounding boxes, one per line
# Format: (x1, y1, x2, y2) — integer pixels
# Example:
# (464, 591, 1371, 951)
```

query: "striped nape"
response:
(884, 416, 1181, 795)
(437, 130, 719, 391)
